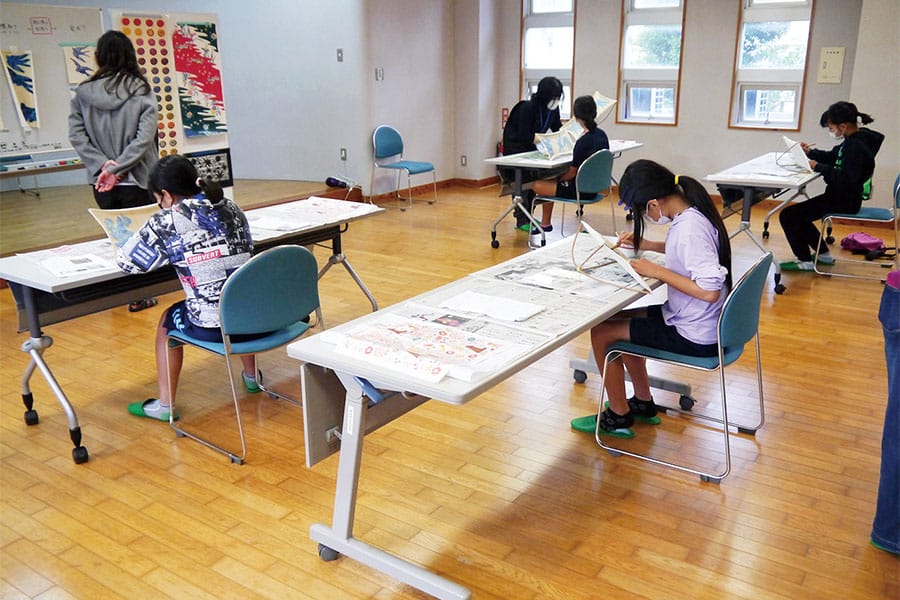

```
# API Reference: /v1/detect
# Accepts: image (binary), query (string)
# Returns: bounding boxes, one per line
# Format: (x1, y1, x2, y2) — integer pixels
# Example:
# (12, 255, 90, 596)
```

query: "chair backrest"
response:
(219, 245, 320, 335)
(575, 149, 614, 199)
(718, 252, 773, 350)
(893, 172, 900, 209)
(373, 125, 404, 160)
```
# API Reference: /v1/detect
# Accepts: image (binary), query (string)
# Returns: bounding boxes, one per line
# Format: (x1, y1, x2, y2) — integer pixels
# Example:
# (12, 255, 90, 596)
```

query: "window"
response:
(522, 0, 574, 119)
(617, 0, 685, 124)
(730, 0, 813, 129)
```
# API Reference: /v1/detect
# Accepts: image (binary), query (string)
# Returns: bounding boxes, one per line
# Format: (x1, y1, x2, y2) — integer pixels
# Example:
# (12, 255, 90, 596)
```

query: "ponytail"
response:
(197, 177, 224, 203)
(148, 154, 224, 203)
(618, 160, 732, 290)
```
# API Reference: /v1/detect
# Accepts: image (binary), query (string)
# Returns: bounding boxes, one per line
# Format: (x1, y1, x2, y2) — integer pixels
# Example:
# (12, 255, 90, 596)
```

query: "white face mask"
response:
(547, 98, 560, 111)
(643, 202, 671, 226)
(827, 129, 843, 141)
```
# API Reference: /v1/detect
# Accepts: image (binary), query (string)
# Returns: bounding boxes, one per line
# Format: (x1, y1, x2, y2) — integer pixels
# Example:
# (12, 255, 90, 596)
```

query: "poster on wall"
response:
(60, 43, 95, 85)
(172, 22, 227, 137)
(184, 148, 232, 187)
(2, 50, 38, 128)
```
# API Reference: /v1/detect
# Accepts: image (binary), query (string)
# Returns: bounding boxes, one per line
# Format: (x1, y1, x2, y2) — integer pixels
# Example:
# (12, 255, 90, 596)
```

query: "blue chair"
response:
(369, 125, 437, 211)
(593, 252, 772, 483)
(814, 173, 900, 280)
(534, 149, 615, 235)
(167, 245, 323, 464)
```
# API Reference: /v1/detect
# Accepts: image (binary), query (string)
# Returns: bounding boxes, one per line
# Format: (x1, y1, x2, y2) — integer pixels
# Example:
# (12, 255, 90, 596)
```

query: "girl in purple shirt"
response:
(573, 160, 732, 437)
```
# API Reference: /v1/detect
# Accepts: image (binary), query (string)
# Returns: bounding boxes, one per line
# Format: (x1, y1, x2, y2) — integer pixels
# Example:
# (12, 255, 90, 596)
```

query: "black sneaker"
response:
(626, 396, 661, 424)
(597, 407, 635, 438)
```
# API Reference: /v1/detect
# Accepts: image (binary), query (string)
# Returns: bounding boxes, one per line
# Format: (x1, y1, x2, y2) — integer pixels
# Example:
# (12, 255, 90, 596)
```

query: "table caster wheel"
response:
(826, 236, 835, 244)
(24, 409, 39, 426)
(491, 240, 500, 249)
(679, 395, 695, 411)
(774, 283, 786, 295)
(318, 543, 339, 561)
(573, 370, 587, 384)
(72, 446, 89, 464)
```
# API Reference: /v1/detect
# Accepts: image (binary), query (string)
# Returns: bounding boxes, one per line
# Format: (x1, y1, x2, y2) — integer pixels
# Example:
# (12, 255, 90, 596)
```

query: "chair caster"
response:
(24, 409, 39, 426)
(762, 230, 769, 240)
(774, 283, 786, 295)
(318, 543, 340, 561)
(573, 370, 587, 384)
(679, 395, 695, 411)
(826, 235, 835, 244)
(700, 475, 722, 484)
(72, 446, 89, 464)
(491, 240, 500, 249)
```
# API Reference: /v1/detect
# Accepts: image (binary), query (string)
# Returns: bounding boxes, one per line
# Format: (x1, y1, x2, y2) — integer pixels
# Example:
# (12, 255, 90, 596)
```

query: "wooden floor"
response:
(1, 183, 897, 599)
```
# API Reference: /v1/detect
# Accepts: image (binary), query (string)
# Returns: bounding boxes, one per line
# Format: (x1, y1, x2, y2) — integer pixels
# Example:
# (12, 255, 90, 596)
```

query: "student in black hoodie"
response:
(779, 101, 885, 271)
(501, 77, 565, 230)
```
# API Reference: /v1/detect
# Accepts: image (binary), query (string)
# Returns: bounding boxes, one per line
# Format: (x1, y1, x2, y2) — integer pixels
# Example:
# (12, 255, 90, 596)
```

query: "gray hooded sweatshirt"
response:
(68, 76, 158, 188)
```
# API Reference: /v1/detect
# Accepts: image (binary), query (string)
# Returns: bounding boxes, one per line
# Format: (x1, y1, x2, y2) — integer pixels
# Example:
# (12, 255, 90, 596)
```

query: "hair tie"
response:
(674, 174, 680, 186)
(195, 177, 203, 188)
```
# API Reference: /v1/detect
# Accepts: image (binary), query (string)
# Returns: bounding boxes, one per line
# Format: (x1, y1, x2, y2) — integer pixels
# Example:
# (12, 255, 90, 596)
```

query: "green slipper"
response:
(127, 398, 178, 422)
(570, 413, 635, 438)
(516, 223, 531, 232)
(779, 260, 815, 272)
(242, 370, 263, 393)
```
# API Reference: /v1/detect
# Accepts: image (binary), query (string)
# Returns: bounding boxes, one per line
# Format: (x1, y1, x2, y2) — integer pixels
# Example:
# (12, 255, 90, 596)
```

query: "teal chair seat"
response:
(167, 244, 323, 464)
(535, 148, 615, 235)
(370, 125, 437, 210)
(594, 252, 773, 483)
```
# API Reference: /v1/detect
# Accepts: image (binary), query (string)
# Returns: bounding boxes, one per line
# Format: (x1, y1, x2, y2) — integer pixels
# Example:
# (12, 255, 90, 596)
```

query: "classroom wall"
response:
(3, 0, 896, 206)
(849, 0, 899, 202)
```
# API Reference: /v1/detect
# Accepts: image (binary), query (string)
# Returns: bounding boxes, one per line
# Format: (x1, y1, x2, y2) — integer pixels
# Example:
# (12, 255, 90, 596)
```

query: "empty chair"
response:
(369, 125, 437, 210)
(534, 148, 616, 235)
(593, 252, 772, 483)
(167, 245, 323, 464)
(814, 173, 900, 279)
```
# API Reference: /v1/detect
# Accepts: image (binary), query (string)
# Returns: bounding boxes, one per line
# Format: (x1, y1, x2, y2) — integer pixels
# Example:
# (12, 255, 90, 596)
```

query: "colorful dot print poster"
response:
(118, 14, 179, 157)
(172, 22, 227, 137)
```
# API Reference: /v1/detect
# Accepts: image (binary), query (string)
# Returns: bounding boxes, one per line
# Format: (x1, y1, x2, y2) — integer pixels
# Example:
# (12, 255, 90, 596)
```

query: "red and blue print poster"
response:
(172, 21, 227, 137)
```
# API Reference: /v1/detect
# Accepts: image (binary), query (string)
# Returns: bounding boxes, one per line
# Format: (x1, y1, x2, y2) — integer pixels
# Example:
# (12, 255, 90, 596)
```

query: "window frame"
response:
(615, 0, 686, 126)
(728, 0, 814, 130)
(521, 0, 575, 120)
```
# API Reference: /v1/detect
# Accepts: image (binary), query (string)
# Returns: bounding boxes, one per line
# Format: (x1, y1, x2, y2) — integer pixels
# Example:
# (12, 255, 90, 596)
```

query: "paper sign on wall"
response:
(817, 47, 845, 84)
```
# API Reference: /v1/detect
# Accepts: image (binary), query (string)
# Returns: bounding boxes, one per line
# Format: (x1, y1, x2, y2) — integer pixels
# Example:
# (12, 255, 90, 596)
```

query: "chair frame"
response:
(814, 173, 900, 280)
(593, 252, 773, 483)
(534, 149, 617, 235)
(369, 125, 437, 211)
(166, 245, 324, 464)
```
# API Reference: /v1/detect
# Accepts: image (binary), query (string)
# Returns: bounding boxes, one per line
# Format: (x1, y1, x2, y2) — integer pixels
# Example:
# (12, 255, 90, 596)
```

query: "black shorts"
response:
(163, 301, 269, 343)
(629, 305, 718, 357)
(555, 179, 597, 201)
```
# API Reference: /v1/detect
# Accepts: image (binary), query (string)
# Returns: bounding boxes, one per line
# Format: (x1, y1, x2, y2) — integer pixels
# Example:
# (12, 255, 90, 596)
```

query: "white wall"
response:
(849, 0, 899, 202)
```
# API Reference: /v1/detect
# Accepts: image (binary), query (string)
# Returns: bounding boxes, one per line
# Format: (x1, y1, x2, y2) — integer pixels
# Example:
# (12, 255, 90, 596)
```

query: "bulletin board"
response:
(110, 9, 229, 168)
(0, 3, 103, 157)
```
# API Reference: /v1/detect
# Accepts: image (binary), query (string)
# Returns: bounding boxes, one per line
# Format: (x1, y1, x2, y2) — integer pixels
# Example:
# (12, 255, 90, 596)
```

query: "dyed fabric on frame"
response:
(2, 50, 38, 127)
(173, 21, 227, 137)
(62, 44, 96, 85)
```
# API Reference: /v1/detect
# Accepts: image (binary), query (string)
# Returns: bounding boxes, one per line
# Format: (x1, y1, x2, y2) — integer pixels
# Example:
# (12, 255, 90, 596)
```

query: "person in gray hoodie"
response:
(69, 30, 158, 210)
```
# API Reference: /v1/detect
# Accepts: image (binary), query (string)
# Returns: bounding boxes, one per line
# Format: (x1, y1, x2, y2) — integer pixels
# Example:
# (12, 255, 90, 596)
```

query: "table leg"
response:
(729, 187, 785, 295)
(17, 284, 89, 463)
(317, 231, 378, 312)
(309, 375, 471, 600)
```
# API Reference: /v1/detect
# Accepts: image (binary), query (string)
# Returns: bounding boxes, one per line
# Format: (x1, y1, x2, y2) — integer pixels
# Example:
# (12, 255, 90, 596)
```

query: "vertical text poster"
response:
(118, 14, 178, 157)
(172, 22, 227, 138)
(2, 50, 38, 128)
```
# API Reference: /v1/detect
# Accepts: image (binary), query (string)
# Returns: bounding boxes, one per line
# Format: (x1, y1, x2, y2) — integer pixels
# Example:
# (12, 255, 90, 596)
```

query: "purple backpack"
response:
(841, 232, 885, 253)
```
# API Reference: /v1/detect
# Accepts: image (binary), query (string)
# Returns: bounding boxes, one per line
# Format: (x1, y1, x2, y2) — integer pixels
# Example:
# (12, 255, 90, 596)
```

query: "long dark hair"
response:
(819, 101, 874, 127)
(87, 30, 151, 98)
(531, 76, 563, 105)
(573, 95, 597, 131)
(148, 155, 223, 203)
(618, 159, 732, 289)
